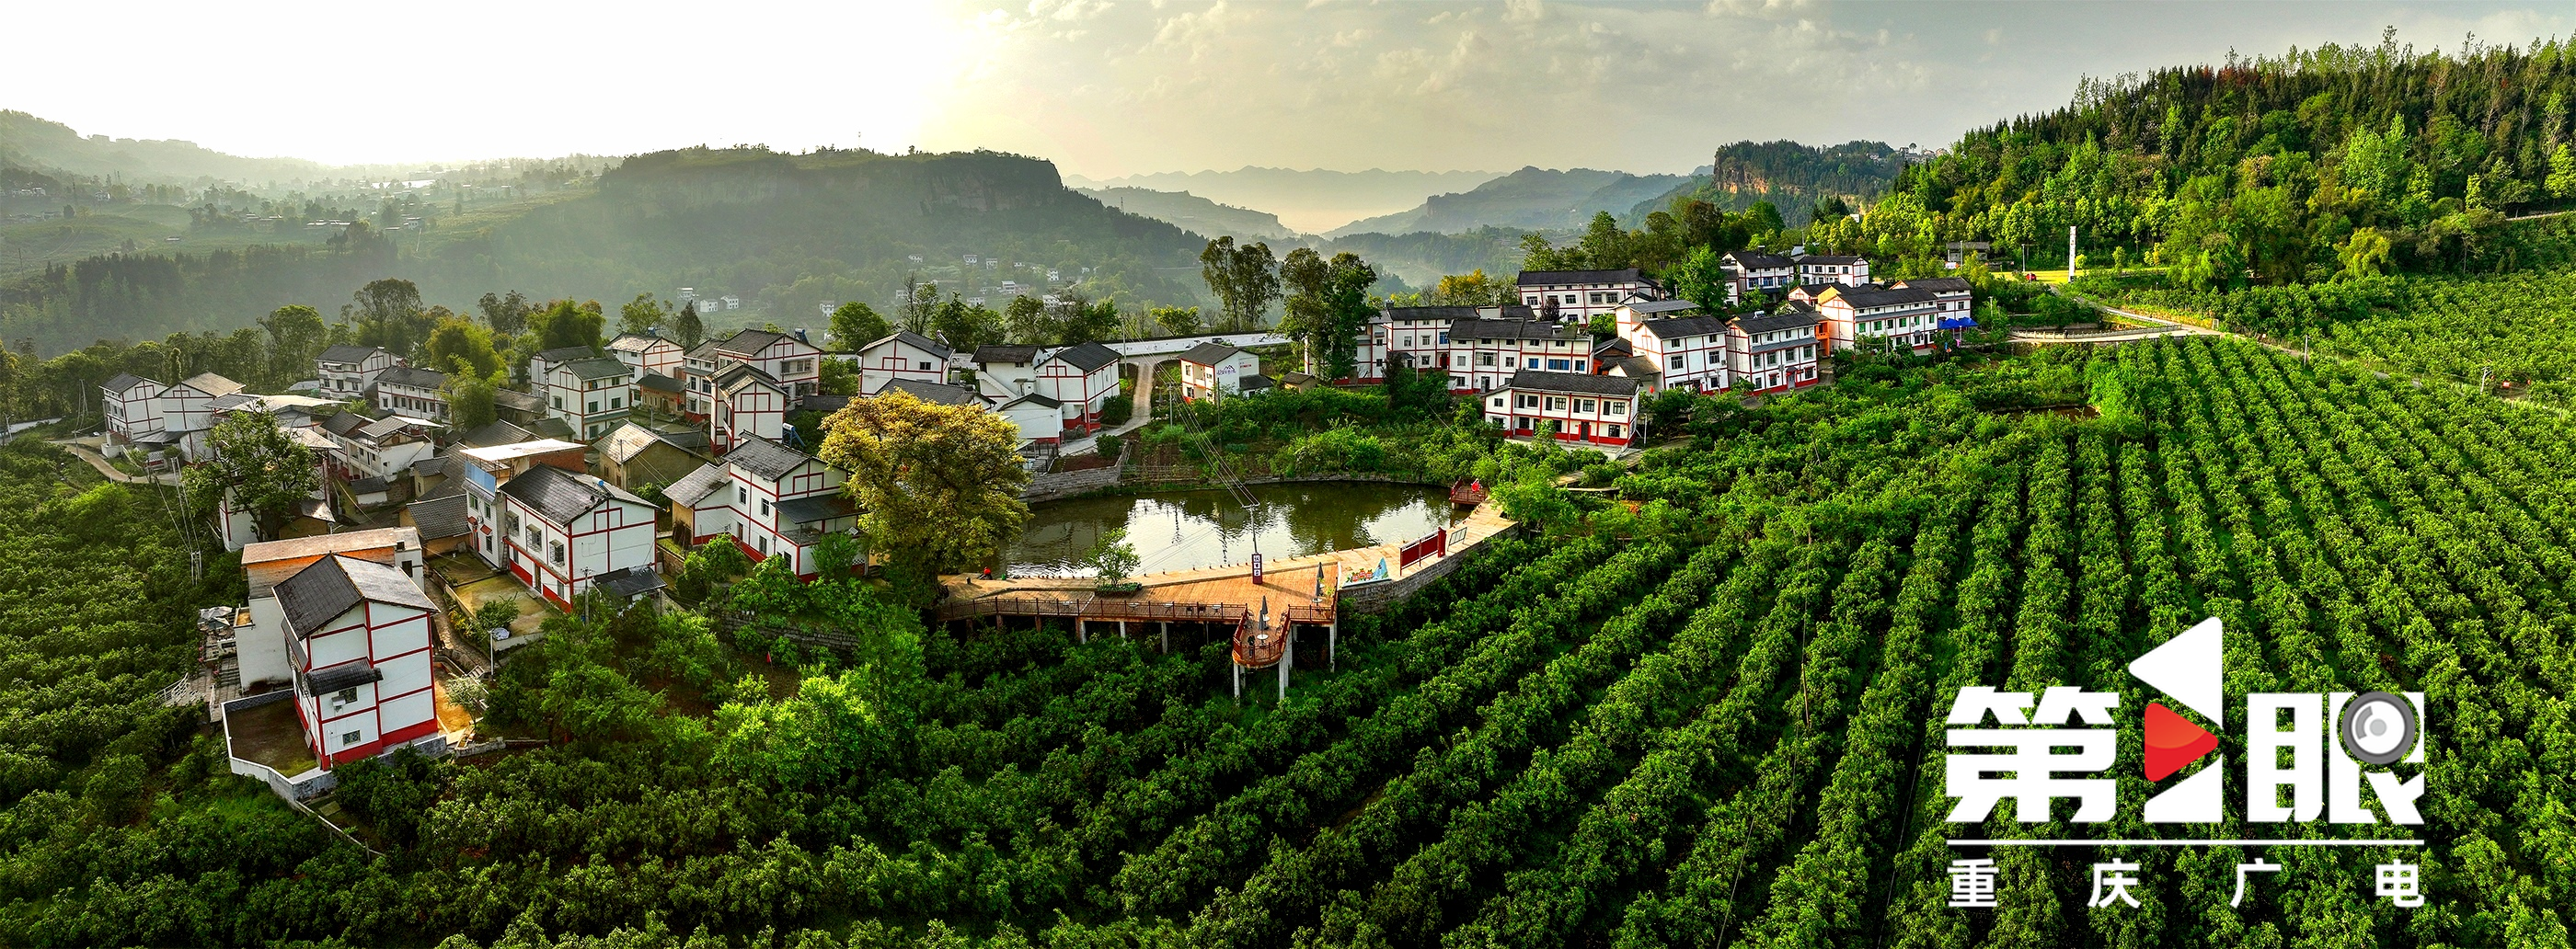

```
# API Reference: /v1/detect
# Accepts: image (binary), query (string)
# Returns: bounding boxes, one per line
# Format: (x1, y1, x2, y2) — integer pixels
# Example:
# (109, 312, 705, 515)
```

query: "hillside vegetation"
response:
(1627, 139, 1908, 227)
(1326, 166, 1689, 238)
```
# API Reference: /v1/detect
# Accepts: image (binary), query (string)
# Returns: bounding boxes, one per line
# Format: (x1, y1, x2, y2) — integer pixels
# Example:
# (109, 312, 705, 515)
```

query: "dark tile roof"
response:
(596, 566, 666, 599)
(304, 660, 383, 696)
(716, 329, 794, 358)
(722, 436, 814, 481)
(358, 416, 422, 440)
(637, 372, 684, 393)
(867, 330, 954, 361)
(1516, 269, 1643, 286)
(778, 493, 858, 525)
(658, 429, 711, 452)
(208, 393, 259, 412)
(526, 417, 576, 440)
(180, 372, 245, 397)
(1894, 277, 1972, 293)
(408, 455, 448, 477)
(349, 475, 393, 494)
(558, 356, 632, 381)
(1827, 285, 1938, 309)
(800, 394, 854, 414)
(100, 372, 152, 394)
(872, 378, 984, 406)
(1593, 337, 1633, 357)
(997, 392, 1061, 409)
(317, 344, 385, 365)
(455, 419, 538, 448)
(1795, 254, 1866, 265)
(1046, 341, 1121, 373)
(1625, 299, 1700, 316)
(377, 366, 448, 390)
(406, 494, 471, 540)
(665, 463, 730, 508)
(1635, 315, 1737, 339)
(1383, 305, 1485, 321)
(498, 463, 621, 526)
(492, 389, 544, 412)
(1505, 370, 1639, 397)
(1722, 251, 1795, 270)
(1450, 318, 1587, 342)
(714, 361, 782, 393)
(1735, 310, 1823, 334)
(321, 411, 367, 437)
(534, 345, 597, 365)
(973, 344, 1041, 365)
(276, 555, 431, 637)
(1608, 356, 1662, 380)
(1238, 373, 1276, 392)
(1179, 341, 1244, 365)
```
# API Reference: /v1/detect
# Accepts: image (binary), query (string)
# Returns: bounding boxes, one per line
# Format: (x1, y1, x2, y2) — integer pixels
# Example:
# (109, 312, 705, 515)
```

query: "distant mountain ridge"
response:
(0, 110, 346, 185)
(1625, 140, 1906, 227)
(1076, 187, 1301, 241)
(1065, 166, 1497, 234)
(1325, 166, 1690, 238)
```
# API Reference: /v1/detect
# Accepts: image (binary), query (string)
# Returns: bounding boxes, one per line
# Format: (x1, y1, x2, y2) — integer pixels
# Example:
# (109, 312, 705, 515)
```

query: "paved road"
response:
(52, 439, 181, 486)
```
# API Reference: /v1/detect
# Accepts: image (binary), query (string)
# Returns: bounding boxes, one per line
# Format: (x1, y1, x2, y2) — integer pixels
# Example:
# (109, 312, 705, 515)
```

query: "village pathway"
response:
(51, 438, 181, 486)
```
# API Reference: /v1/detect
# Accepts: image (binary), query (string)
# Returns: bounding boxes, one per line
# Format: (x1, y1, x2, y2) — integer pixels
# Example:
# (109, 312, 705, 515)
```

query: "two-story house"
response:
(1727, 307, 1824, 394)
(854, 330, 954, 394)
(1033, 341, 1121, 432)
(374, 367, 450, 423)
(526, 346, 598, 388)
(1515, 269, 1659, 323)
(455, 439, 589, 568)
(321, 411, 437, 482)
(1812, 280, 1969, 356)
(1482, 371, 1642, 446)
(706, 329, 823, 396)
(969, 345, 1042, 400)
(491, 463, 657, 607)
(711, 363, 792, 455)
(1611, 300, 1733, 393)
(1794, 253, 1871, 287)
(229, 528, 426, 694)
(316, 345, 397, 398)
(606, 333, 685, 382)
(1719, 251, 1798, 303)
(544, 357, 638, 440)
(669, 436, 859, 578)
(1441, 315, 1594, 392)
(274, 554, 441, 767)
(100, 373, 167, 451)
(1179, 341, 1261, 399)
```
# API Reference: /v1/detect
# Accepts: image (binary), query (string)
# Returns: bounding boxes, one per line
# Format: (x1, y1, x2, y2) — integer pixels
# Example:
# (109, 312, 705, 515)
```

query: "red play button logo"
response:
(2144, 701, 2218, 781)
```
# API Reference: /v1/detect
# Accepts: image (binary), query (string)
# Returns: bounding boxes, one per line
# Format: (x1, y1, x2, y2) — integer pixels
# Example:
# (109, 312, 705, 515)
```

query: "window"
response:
(526, 525, 542, 546)
(738, 486, 747, 504)
(1576, 399, 1595, 414)
(1607, 401, 1627, 417)
(1606, 425, 1622, 439)
(342, 730, 362, 746)
(1547, 359, 1570, 371)
(610, 396, 623, 409)
(917, 360, 931, 371)
(1503, 357, 1516, 368)
(757, 534, 769, 554)
(1669, 353, 1686, 370)
(1489, 396, 1504, 408)
(1573, 360, 1586, 372)
(760, 498, 771, 517)
(1518, 394, 1539, 409)
(550, 541, 566, 565)
(1478, 353, 1495, 367)
(1546, 396, 1567, 411)
(332, 687, 358, 707)
(552, 395, 563, 409)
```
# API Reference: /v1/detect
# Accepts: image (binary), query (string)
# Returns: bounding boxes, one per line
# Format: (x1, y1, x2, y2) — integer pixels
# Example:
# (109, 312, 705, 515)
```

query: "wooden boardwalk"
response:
(938, 499, 1517, 672)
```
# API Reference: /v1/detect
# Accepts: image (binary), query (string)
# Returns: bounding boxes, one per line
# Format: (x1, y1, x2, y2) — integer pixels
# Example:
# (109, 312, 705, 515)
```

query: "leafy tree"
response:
(1003, 295, 1052, 344)
(341, 278, 433, 357)
(829, 302, 891, 350)
(2338, 227, 2395, 280)
(1088, 528, 1141, 586)
(931, 295, 1005, 352)
(183, 409, 317, 542)
(422, 316, 501, 378)
(818, 358, 860, 395)
(258, 304, 327, 385)
(1151, 304, 1204, 336)
(1199, 236, 1281, 331)
(527, 299, 604, 353)
(1279, 249, 1378, 379)
(900, 277, 939, 335)
(617, 293, 673, 337)
(444, 371, 502, 429)
(477, 290, 534, 336)
(1052, 292, 1121, 345)
(1431, 269, 1512, 305)
(673, 300, 707, 349)
(1664, 246, 1731, 311)
(817, 390, 1031, 575)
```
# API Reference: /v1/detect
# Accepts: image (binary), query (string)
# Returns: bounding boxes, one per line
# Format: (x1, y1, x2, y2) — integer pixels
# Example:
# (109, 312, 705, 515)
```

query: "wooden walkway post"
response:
(1277, 627, 1291, 700)
(1159, 621, 1169, 654)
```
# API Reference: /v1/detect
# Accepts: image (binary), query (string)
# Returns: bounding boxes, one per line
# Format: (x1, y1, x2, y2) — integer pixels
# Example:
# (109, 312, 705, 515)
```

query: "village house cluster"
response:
(132, 246, 1949, 793)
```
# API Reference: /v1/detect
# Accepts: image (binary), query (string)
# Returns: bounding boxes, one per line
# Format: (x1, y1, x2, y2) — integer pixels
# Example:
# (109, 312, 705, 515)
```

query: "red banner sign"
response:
(1398, 529, 1448, 570)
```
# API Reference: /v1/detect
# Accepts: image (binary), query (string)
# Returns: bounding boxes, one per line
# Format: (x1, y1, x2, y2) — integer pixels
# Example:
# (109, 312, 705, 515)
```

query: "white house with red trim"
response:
(1726, 306, 1824, 394)
(969, 345, 1043, 400)
(1719, 251, 1797, 303)
(1438, 314, 1594, 393)
(316, 345, 397, 398)
(1178, 341, 1261, 399)
(854, 331, 955, 394)
(100, 372, 167, 450)
(1794, 253, 1870, 287)
(1515, 269, 1659, 323)
(1812, 278, 1970, 356)
(1482, 371, 1642, 447)
(711, 363, 791, 455)
(543, 356, 637, 441)
(1033, 341, 1121, 432)
(606, 333, 685, 382)
(235, 528, 426, 693)
(1611, 300, 1733, 393)
(272, 554, 440, 767)
(374, 367, 450, 423)
(668, 436, 859, 578)
(690, 328, 822, 401)
(490, 463, 658, 608)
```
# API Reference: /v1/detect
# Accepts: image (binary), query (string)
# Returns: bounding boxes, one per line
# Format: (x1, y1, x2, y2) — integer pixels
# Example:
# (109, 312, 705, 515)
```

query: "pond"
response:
(1006, 482, 1458, 577)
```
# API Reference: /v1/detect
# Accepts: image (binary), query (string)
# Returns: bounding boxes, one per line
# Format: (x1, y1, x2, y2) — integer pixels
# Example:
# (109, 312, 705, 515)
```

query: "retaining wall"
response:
(1022, 444, 1132, 502)
(1335, 522, 1519, 614)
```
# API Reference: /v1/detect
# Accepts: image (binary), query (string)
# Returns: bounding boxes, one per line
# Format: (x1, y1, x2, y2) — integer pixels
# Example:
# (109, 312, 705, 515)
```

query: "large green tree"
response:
(527, 299, 605, 353)
(1199, 236, 1281, 332)
(184, 410, 317, 542)
(617, 293, 673, 337)
(829, 302, 891, 350)
(816, 390, 1030, 573)
(1280, 249, 1378, 379)
(258, 303, 327, 385)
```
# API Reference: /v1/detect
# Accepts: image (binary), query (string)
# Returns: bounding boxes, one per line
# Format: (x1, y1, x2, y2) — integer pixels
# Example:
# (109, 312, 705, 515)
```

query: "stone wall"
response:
(1022, 444, 1131, 502)
(1336, 522, 1519, 614)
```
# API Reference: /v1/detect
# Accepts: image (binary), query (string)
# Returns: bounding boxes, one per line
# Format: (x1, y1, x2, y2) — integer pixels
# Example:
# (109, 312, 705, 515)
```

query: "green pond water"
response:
(1006, 483, 1457, 577)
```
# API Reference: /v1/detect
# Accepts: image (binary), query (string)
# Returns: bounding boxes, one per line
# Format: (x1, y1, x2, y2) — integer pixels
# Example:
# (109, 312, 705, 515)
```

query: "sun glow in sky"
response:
(6, 1, 2572, 177)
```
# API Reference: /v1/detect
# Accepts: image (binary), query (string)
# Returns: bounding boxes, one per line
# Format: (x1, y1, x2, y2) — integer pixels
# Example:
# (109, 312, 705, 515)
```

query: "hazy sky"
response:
(8, 1, 2573, 177)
